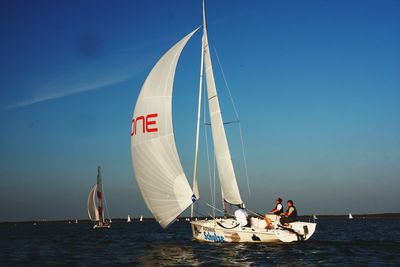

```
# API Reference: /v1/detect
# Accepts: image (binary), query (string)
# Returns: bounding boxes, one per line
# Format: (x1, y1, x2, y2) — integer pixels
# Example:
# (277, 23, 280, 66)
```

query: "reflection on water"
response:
(0, 219, 400, 266)
(137, 244, 200, 266)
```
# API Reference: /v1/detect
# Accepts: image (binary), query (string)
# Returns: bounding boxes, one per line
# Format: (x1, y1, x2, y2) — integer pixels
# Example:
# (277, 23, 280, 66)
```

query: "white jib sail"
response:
(87, 184, 99, 222)
(131, 29, 198, 229)
(202, 8, 242, 205)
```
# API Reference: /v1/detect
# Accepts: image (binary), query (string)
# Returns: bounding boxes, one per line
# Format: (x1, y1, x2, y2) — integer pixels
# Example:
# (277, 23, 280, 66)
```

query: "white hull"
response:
(191, 217, 316, 243)
(93, 221, 111, 229)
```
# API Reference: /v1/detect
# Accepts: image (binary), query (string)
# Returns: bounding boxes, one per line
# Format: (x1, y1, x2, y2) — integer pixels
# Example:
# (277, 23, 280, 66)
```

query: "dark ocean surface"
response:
(1, 218, 400, 266)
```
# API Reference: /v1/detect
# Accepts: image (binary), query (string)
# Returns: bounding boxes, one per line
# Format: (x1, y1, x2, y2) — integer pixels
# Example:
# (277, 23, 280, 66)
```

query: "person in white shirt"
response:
(269, 197, 283, 215)
(234, 208, 249, 227)
(265, 197, 283, 229)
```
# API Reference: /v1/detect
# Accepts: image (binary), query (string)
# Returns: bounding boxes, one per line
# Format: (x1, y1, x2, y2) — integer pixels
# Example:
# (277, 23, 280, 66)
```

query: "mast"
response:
(202, 0, 243, 206)
(202, 0, 207, 31)
(191, 1, 206, 218)
(96, 166, 103, 224)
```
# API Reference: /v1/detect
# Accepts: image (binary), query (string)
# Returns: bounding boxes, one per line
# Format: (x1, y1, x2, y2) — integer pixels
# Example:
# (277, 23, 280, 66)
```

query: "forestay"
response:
(131, 29, 198, 228)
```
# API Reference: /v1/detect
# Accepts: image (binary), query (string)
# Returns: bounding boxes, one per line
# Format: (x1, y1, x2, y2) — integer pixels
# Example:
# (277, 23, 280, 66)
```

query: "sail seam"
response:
(208, 95, 217, 101)
(132, 133, 174, 146)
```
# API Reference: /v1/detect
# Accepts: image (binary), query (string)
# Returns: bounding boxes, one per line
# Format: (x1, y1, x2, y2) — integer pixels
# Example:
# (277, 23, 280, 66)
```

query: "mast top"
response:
(202, 0, 207, 31)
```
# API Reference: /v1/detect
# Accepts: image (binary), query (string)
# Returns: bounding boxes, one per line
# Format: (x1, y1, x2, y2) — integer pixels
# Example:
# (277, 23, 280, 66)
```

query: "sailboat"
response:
(87, 166, 111, 229)
(139, 215, 143, 222)
(349, 213, 353, 219)
(127, 215, 131, 223)
(130, 1, 316, 243)
(313, 214, 318, 220)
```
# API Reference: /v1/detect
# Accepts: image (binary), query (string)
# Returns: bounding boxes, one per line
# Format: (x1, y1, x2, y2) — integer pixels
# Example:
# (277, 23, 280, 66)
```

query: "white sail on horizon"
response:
(87, 184, 99, 222)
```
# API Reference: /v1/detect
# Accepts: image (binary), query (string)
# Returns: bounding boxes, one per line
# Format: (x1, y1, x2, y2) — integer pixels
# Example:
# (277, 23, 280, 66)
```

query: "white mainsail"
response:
(202, 4, 242, 205)
(87, 184, 99, 222)
(131, 29, 198, 229)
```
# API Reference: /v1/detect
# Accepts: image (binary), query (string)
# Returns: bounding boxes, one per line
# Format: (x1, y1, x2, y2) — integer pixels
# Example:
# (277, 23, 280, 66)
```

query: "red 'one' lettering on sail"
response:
(131, 113, 158, 136)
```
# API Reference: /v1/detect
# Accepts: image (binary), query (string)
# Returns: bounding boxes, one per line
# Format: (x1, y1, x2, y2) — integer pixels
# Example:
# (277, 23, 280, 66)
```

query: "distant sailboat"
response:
(349, 213, 353, 219)
(87, 166, 111, 229)
(139, 215, 143, 222)
(130, 0, 316, 243)
(75, 219, 78, 224)
(313, 214, 318, 220)
(127, 215, 131, 223)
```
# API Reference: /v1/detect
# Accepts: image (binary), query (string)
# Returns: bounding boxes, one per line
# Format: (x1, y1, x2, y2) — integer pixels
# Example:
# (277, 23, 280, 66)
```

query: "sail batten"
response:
(131, 29, 198, 229)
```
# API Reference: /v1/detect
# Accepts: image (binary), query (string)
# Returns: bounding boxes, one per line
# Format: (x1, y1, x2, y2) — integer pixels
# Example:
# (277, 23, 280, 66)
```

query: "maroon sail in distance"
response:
(96, 167, 104, 224)
(87, 166, 111, 229)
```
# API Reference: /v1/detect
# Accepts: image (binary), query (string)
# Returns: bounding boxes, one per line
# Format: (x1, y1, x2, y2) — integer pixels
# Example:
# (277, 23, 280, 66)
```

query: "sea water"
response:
(1, 218, 400, 266)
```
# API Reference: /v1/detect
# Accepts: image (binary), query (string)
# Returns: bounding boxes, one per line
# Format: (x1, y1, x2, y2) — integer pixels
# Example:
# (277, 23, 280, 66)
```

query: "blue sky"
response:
(0, 0, 399, 222)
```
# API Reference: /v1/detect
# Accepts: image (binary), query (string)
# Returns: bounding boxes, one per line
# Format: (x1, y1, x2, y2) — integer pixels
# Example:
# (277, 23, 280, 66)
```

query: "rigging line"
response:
(191, 32, 205, 218)
(205, 84, 218, 216)
(213, 149, 217, 215)
(212, 123, 217, 214)
(198, 199, 235, 217)
(205, 202, 224, 214)
(204, 120, 240, 126)
(203, 78, 215, 213)
(213, 46, 251, 198)
(246, 208, 265, 219)
(191, 209, 209, 219)
(239, 125, 251, 197)
(192, 199, 218, 218)
(213, 46, 240, 121)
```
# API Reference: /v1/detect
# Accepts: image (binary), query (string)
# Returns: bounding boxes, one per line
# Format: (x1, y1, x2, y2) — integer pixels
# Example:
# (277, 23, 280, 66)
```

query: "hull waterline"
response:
(191, 217, 316, 243)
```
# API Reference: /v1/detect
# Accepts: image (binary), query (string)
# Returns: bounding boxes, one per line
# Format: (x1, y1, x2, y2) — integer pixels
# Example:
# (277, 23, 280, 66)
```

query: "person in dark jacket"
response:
(280, 200, 298, 226)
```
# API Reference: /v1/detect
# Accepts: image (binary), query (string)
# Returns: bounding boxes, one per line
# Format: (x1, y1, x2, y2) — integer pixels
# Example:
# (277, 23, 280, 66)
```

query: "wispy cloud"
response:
(1, 51, 144, 110)
(2, 73, 131, 110)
